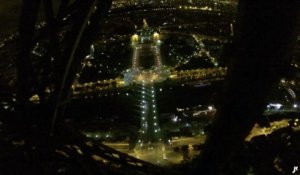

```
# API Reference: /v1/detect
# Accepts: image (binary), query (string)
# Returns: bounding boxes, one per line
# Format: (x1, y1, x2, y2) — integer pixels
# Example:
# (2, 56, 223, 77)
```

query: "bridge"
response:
(69, 67, 227, 96)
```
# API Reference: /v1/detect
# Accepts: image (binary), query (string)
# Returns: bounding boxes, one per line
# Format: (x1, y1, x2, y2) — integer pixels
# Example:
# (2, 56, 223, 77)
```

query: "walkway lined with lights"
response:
(152, 45, 162, 67)
(129, 27, 167, 164)
(138, 83, 161, 144)
(132, 46, 140, 69)
(135, 79, 167, 165)
(131, 32, 163, 144)
(192, 34, 218, 66)
(132, 44, 162, 70)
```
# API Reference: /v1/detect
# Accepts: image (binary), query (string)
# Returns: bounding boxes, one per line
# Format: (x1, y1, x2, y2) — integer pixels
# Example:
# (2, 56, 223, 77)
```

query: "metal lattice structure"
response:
(14, 1, 173, 174)
(16, 0, 112, 132)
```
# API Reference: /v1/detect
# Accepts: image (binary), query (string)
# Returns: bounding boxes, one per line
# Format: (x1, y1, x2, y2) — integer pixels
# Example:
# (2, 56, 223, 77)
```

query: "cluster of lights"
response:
(267, 103, 283, 110)
(132, 46, 140, 69)
(170, 67, 227, 81)
(77, 40, 130, 86)
(162, 39, 192, 67)
(178, 5, 213, 11)
(265, 103, 300, 112)
(72, 77, 127, 94)
(152, 45, 163, 67)
(138, 83, 161, 145)
(84, 132, 112, 140)
(192, 35, 219, 67)
(175, 105, 216, 118)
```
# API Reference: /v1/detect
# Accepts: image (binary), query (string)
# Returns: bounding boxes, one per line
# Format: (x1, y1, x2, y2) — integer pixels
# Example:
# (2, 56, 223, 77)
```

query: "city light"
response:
(5, 0, 298, 170)
(267, 103, 283, 110)
(172, 116, 178, 122)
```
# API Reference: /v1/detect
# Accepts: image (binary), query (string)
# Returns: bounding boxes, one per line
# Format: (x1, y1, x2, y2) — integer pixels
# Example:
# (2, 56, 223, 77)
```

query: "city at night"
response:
(0, 0, 300, 175)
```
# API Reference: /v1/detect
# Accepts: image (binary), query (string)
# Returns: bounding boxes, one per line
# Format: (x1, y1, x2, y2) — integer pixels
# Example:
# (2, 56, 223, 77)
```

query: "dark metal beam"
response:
(193, 1, 300, 174)
(50, 0, 112, 135)
(16, 0, 41, 105)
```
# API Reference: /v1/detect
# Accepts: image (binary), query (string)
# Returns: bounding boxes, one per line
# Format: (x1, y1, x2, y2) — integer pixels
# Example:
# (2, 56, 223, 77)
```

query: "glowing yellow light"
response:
(153, 32, 160, 40)
(117, 80, 125, 85)
(131, 34, 139, 42)
(169, 74, 177, 79)
(29, 94, 40, 102)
